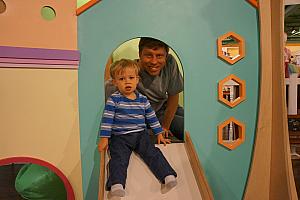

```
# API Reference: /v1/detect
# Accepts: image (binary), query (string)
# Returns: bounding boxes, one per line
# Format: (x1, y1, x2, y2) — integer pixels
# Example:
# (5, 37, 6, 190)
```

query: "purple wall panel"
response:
(0, 46, 80, 61)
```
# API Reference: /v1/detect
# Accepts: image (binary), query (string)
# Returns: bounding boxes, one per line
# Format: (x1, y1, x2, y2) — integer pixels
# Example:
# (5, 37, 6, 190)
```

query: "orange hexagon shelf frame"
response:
(217, 32, 245, 65)
(218, 117, 245, 150)
(218, 74, 246, 108)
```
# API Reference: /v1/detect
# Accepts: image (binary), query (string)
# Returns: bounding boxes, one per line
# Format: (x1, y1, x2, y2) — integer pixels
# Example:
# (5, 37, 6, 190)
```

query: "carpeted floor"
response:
(0, 164, 24, 200)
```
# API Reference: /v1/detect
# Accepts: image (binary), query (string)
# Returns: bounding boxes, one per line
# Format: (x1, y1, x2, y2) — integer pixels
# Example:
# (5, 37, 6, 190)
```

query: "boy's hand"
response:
(157, 133, 171, 146)
(98, 138, 108, 152)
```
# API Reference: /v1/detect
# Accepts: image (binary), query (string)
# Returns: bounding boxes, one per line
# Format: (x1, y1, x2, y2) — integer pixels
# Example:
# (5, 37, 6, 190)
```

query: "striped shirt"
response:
(100, 91, 163, 137)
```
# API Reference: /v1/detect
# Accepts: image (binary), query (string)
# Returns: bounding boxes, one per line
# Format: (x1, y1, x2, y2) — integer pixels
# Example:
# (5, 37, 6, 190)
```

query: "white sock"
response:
(111, 183, 125, 197)
(164, 175, 177, 189)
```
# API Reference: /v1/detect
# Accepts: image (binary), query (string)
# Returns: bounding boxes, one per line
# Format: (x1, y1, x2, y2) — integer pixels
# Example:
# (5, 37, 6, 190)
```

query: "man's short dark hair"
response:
(138, 37, 169, 54)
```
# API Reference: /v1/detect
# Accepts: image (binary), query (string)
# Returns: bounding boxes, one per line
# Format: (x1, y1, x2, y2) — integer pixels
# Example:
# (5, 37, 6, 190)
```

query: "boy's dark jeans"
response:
(106, 130, 177, 190)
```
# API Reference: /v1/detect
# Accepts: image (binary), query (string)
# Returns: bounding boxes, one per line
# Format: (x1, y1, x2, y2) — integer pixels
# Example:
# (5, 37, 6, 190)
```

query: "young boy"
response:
(98, 59, 177, 197)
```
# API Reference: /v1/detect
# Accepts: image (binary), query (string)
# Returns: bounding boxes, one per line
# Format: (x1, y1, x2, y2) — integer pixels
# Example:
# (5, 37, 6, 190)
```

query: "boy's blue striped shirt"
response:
(100, 91, 163, 137)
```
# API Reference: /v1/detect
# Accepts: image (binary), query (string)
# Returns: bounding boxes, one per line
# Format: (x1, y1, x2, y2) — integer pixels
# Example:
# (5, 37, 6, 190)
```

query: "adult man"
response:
(137, 37, 184, 140)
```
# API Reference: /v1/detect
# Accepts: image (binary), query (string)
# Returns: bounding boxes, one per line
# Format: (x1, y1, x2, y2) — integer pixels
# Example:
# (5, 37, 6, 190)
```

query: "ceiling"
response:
(285, 4, 300, 42)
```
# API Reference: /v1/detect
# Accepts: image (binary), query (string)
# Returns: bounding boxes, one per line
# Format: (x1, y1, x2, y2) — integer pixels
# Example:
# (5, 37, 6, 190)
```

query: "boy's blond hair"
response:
(110, 59, 140, 79)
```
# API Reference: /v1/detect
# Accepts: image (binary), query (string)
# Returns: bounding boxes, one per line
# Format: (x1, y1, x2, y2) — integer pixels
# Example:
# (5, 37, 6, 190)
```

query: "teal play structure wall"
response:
(78, 0, 259, 199)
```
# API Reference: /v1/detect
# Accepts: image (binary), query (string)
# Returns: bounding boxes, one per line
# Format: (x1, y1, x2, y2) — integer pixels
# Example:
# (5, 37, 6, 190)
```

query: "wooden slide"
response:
(98, 133, 213, 200)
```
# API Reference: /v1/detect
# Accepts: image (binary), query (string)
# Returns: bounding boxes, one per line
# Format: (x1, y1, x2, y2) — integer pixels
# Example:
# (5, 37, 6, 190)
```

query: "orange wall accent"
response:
(247, 0, 258, 8)
(0, 1, 77, 49)
(76, 0, 100, 16)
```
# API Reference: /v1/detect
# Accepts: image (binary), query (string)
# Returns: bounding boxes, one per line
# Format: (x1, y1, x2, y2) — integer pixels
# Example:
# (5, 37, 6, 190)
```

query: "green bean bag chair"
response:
(15, 163, 67, 200)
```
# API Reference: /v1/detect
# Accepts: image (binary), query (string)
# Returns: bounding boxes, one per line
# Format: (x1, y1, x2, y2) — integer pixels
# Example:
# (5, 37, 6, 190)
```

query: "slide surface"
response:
(104, 143, 202, 200)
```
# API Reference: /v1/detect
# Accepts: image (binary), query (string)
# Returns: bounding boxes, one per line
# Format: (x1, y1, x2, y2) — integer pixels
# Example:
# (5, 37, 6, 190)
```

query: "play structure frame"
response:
(244, 0, 297, 199)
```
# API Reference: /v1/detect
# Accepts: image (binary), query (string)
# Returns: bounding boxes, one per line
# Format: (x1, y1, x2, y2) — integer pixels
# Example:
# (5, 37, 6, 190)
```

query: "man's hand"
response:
(157, 133, 171, 146)
(162, 93, 179, 134)
(163, 128, 174, 138)
(98, 137, 108, 152)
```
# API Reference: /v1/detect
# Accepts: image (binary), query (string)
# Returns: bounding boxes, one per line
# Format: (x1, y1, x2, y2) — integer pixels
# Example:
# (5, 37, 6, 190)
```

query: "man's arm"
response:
(162, 93, 179, 132)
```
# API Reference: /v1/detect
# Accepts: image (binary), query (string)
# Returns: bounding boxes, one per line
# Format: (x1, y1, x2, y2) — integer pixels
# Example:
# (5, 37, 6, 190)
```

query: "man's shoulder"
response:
(162, 54, 177, 73)
(105, 79, 113, 86)
(105, 79, 118, 100)
(166, 54, 176, 66)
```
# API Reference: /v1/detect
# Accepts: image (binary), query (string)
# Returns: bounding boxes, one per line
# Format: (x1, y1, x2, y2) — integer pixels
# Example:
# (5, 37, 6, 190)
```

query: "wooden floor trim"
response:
(184, 132, 214, 200)
(98, 151, 106, 200)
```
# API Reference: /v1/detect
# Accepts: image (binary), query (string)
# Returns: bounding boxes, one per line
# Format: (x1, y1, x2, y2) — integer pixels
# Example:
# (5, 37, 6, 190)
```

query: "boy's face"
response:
(139, 47, 167, 76)
(113, 67, 139, 97)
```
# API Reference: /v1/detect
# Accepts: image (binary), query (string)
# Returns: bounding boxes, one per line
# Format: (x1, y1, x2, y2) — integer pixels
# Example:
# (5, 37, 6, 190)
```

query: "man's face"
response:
(139, 47, 167, 76)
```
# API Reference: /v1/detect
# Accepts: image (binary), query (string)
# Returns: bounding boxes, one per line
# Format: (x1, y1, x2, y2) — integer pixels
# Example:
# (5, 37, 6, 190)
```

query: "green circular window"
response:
(0, 0, 6, 14)
(41, 6, 56, 21)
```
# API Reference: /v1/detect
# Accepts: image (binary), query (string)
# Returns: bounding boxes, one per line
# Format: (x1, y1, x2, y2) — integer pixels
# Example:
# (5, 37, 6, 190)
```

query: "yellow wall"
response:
(0, 67, 83, 199)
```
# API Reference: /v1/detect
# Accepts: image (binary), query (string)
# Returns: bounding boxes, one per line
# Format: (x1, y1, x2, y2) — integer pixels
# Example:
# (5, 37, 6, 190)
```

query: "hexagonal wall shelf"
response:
(217, 32, 245, 65)
(218, 74, 246, 108)
(218, 117, 245, 150)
